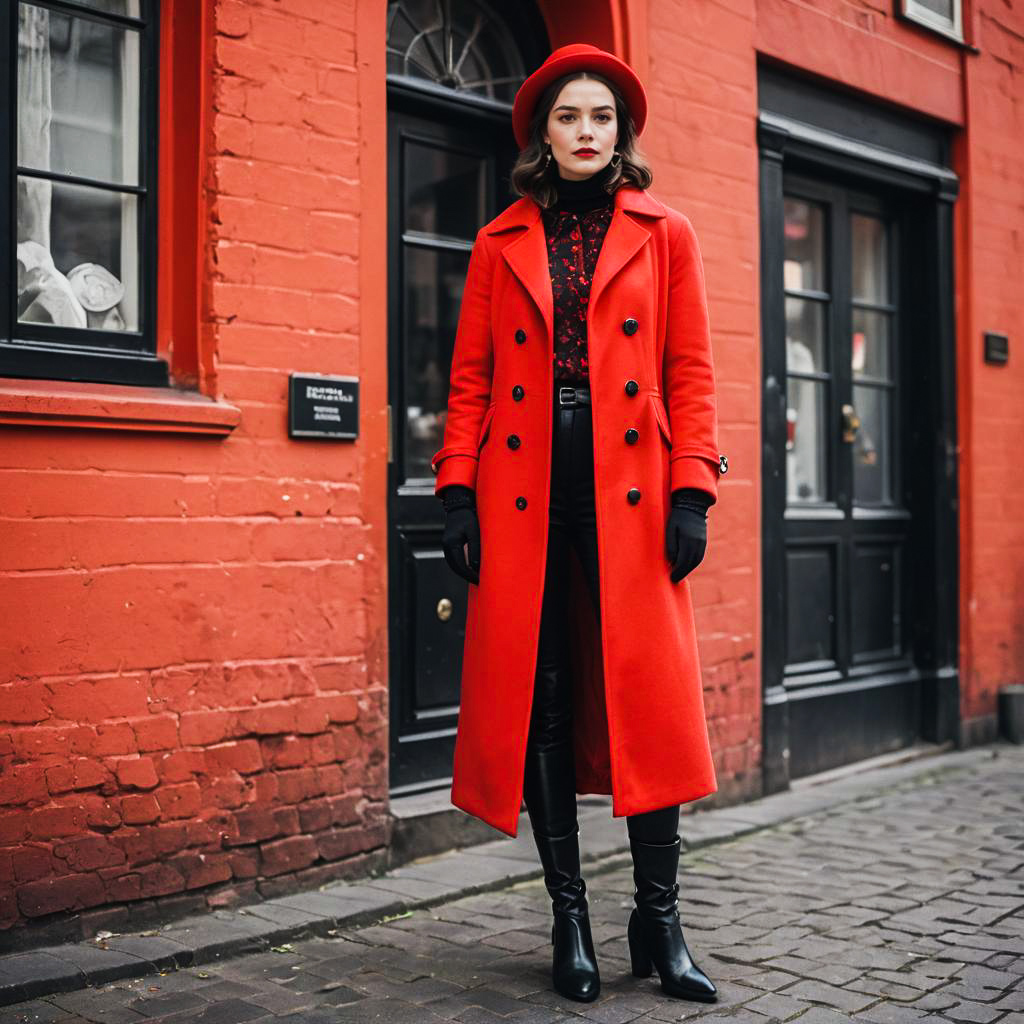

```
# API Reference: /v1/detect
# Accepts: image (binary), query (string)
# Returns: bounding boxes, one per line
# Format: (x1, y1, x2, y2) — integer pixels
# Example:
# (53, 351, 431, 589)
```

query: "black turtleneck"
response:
(550, 158, 617, 214)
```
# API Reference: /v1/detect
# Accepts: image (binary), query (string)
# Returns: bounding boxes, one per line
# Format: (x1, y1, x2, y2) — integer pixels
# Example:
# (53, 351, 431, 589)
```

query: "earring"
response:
(610, 150, 622, 167)
(543, 145, 552, 169)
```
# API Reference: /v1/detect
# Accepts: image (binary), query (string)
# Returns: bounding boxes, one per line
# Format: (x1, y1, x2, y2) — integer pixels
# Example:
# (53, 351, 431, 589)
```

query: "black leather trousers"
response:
(522, 385, 680, 844)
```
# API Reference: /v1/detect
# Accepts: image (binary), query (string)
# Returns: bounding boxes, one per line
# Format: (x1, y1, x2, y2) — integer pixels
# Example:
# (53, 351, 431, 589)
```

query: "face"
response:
(543, 77, 619, 181)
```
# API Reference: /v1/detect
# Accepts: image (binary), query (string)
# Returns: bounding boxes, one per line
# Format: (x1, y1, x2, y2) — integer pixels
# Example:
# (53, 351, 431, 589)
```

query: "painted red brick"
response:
(113, 758, 160, 791)
(17, 873, 106, 918)
(156, 783, 203, 820)
(260, 835, 318, 877)
(132, 716, 180, 753)
(0, 683, 50, 725)
(205, 740, 264, 775)
(121, 794, 162, 827)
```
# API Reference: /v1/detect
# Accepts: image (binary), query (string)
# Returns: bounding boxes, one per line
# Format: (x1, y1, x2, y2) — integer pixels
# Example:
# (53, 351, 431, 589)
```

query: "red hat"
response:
(511, 43, 648, 151)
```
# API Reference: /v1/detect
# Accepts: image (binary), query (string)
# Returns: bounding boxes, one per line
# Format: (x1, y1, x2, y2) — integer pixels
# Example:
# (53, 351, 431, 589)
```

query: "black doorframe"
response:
(757, 64, 961, 794)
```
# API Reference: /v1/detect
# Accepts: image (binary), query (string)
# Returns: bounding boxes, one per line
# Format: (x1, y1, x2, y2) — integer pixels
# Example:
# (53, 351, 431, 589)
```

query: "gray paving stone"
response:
(853, 1005, 930, 1023)
(0, 954, 84, 1005)
(37, 945, 150, 988)
(102, 935, 194, 971)
(3, 999, 75, 1023)
(0, 743, 1020, 1023)
(941, 1001, 1005, 1023)
(781, 978, 879, 1013)
(128, 988, 208, 1015)
(157, 997, 269, 1024)
(787, 1009, 853, 1024)
(741, 990, 813, 1018)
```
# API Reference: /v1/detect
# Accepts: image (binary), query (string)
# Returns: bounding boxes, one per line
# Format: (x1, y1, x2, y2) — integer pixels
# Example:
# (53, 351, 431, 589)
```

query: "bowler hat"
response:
(511, 43, 648, 151)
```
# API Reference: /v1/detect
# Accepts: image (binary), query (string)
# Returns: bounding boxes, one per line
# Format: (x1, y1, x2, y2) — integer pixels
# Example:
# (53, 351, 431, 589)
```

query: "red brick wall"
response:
(0, 0, 391, 934)
(957, 4, 1024, 727)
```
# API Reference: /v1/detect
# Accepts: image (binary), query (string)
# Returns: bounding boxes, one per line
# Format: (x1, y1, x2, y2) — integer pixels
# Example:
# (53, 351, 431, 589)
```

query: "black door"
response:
(776, 175, 923, 777)
(759, 68, 960, 792)
(385, 90, 517, 796)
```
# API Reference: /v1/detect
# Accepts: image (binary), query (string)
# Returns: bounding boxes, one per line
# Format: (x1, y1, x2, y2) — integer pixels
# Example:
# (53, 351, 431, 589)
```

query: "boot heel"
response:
(627, 909, 653, 977)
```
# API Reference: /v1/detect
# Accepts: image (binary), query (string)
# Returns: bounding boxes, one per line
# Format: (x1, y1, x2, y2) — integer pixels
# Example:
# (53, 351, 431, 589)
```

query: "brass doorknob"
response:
(841, 403, 860, 443)
(437, 597, 453, 622)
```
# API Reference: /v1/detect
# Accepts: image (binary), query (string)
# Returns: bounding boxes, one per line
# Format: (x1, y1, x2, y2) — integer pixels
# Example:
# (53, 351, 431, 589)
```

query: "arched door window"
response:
(387, 0, 530, 102)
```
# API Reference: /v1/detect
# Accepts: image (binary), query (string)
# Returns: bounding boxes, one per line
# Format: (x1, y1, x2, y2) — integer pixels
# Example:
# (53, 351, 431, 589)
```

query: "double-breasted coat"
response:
(431, 184, 727, 838)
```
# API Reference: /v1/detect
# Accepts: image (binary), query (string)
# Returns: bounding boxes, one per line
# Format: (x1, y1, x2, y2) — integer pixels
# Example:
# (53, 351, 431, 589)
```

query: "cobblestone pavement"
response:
(7, 745, 1022, 1024)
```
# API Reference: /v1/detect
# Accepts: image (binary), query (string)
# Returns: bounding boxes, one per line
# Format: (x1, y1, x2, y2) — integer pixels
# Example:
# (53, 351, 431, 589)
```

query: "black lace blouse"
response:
(540, 160, 618, 384)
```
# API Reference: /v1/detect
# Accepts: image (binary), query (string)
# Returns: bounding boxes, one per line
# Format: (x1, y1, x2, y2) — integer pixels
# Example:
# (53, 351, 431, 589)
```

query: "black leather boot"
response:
(532, 824, 601, 1002)
(627, 834, 717, 1002)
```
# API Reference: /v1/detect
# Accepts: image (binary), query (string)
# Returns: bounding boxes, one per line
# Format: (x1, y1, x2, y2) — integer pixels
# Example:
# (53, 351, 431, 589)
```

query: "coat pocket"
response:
(477, 402, 497, 451)
(650, 393, 672, 448)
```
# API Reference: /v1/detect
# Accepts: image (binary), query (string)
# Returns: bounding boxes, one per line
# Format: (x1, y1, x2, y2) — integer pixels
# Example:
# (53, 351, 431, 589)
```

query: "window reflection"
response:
(784, 197, 829, 504)
(404, 246, 471, 479)
(851, 213, 894, 506)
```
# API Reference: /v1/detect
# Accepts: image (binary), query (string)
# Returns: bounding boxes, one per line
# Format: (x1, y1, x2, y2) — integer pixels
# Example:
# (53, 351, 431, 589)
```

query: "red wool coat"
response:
(431, 185, 725, 838)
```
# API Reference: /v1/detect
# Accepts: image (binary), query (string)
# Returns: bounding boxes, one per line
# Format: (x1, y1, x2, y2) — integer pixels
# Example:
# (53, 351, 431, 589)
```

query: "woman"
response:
(431, 43, 726, 1005)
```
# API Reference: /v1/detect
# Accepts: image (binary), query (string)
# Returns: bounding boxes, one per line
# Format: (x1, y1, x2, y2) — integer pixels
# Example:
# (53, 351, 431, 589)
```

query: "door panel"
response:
(779, 175, 917, 776)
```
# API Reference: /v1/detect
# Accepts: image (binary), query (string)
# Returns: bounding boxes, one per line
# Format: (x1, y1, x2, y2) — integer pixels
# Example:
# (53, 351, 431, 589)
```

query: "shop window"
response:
(1, 0, 166, 387)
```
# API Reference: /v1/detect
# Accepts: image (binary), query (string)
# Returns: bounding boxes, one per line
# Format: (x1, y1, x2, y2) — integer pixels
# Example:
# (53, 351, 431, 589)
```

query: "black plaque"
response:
(983, 331, 1008, 366)
(288, 373, 359, 440)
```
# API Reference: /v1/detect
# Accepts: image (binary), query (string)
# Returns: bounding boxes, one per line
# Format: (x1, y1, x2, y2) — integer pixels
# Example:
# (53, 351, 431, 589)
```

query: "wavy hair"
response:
(509, 70, 653, 209)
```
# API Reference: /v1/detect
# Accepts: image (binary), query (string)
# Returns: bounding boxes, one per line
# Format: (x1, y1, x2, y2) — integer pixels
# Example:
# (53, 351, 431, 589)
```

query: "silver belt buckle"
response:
(559, 386, 575, 406)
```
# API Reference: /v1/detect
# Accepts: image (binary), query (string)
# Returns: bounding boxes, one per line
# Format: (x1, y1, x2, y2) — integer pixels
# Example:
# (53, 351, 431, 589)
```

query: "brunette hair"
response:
(509, 70, 653, 208)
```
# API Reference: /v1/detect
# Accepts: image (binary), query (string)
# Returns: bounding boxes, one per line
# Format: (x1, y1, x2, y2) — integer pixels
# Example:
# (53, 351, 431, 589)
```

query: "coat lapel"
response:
(499, 212, 553, 339)
(489, 186, 666, 341)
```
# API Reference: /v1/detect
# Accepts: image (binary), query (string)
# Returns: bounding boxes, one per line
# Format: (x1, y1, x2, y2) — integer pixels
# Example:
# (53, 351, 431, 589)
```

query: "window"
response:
(898, 0, 964, 45)
(1, 0, 165, 387)
(386, 0, 529, 103)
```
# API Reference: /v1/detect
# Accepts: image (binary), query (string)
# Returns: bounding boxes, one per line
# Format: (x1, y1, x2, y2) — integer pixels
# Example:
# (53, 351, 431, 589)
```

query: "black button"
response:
(625, 379, 639, 396)
(623, 318, 639, 335)
(625, 428, 639, 444)
(512, 385, 524, 400)
(515, 495, 528, 510)
(507, 433, 521, 450)
(627, 487, 642, 504)
(515, 329, 527, 344)
(719, 454, 729, 475)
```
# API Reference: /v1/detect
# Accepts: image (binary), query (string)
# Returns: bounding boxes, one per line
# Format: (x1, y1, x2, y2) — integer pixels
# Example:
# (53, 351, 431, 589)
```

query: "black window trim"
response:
(0, 0, 167, 387)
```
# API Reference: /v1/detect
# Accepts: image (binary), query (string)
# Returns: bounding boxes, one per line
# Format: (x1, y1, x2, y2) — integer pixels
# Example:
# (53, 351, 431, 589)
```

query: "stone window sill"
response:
(0, 378, 241, 437)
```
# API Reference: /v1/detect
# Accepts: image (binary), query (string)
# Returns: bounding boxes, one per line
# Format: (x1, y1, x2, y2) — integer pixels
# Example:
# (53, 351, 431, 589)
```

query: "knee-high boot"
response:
(532, 821, 601, 1002)
(524, 730, 600, 1003)
(627, 834, 717, 1002)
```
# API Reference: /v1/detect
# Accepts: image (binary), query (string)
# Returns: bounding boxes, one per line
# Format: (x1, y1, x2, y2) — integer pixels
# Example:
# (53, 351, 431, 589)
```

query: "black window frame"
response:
(0, 0, 166, 387)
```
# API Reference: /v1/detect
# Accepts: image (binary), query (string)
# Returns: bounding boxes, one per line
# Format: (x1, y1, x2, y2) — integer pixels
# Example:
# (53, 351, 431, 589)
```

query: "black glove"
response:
(439, 485, 480, 585)
(666, 487, 714, 583)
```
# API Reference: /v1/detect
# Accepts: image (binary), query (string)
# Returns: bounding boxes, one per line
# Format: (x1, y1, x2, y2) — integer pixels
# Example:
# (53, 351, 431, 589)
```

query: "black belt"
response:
(555, 384, 591, 407)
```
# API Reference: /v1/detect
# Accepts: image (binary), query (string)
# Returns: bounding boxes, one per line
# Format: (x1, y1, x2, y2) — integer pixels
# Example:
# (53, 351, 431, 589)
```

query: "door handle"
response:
(841, 402, 860, 443)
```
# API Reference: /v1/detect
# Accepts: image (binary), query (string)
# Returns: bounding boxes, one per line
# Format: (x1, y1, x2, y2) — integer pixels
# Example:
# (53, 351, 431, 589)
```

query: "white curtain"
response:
(17, 4, 52, 250)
